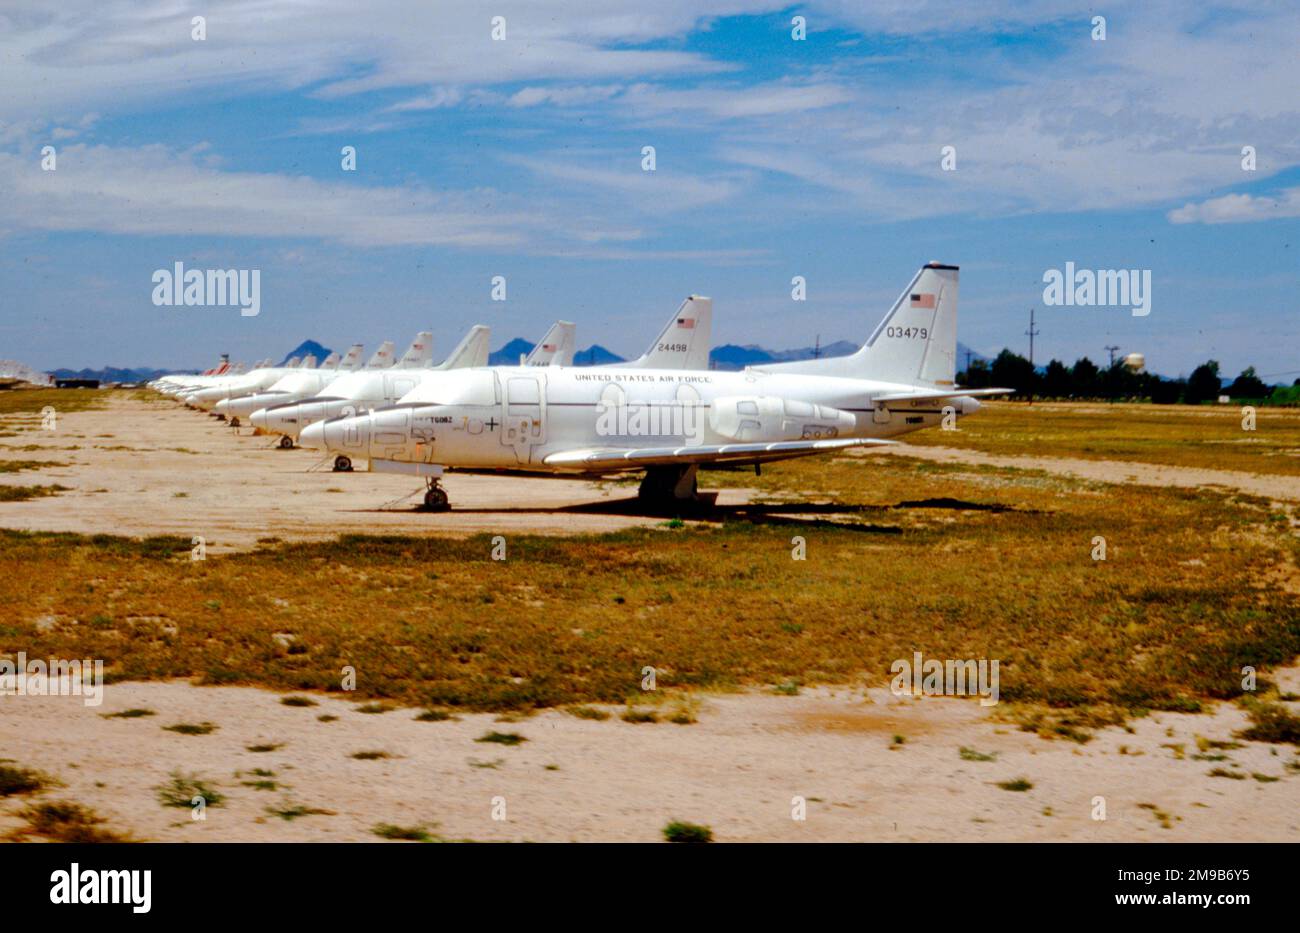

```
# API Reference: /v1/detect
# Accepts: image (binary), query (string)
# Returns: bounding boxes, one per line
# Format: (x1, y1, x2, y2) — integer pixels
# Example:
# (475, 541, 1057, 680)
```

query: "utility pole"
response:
(1104, 344, 1120, 367)
(1025, 308, 1040, 405)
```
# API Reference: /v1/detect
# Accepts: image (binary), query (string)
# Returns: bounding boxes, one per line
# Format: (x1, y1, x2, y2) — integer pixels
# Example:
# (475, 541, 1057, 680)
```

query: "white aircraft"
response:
(249, 326, 491, 467)
(299, 265, 1008, 510)
(256, 298, 711, 470)
(213, 343, 367, 431)
(522, 321, 576, 367)
(186, 355, 316, 410)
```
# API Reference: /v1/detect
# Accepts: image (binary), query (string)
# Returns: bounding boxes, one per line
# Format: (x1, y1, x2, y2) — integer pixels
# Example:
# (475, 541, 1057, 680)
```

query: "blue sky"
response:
(1, 1, 1297, 380)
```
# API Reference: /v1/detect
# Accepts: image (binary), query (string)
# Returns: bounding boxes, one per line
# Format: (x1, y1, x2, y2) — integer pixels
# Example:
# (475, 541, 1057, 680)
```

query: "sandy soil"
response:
(1, 679, 1296, 842)
(0, 396, 755, 552)
(876, 445, 1300, 501)
(2, 395, 1297, 842)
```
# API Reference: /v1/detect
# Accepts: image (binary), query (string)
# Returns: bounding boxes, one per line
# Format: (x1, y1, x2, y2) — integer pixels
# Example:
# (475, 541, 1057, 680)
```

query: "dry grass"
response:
(0, 449, 1296, 738)
(905, 400, 1300, 476)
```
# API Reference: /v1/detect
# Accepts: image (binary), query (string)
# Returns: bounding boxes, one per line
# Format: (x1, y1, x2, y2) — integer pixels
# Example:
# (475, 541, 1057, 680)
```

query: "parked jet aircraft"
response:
(249, 326, 491, 467)
(300, 266, 1008, 509)
(261, 296, 713, 472)
(214, 343, 368, 431)
(186, 355, 317, 410)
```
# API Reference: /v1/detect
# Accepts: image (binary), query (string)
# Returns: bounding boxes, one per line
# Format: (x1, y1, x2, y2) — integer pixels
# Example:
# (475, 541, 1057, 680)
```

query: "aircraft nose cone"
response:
(250, 408, 269, 430)
(298, 421, 326, 450)
(214, 399, 230, 415)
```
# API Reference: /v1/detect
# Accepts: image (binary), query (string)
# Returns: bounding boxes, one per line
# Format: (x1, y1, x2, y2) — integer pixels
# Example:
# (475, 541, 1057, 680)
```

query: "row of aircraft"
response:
(152, 263, 1009, 510)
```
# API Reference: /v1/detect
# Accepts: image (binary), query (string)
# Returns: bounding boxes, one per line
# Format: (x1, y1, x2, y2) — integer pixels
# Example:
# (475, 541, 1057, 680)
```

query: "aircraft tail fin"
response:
(434, 325, 490, 369)
(284, 356, 301, 369)
(301, 354, 318, 369)
(337, 343, 365, 370)
(752, 263, 959, 388)
(623, 296, 712, 370)
(525, 321, 576, 366)
(320, 351, 341, 369)
(365, 341, 396, 369)
(397, 332, 434, 368)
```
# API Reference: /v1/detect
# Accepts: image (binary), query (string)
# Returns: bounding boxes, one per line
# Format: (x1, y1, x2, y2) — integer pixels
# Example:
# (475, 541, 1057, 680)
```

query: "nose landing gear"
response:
(332, 455, 353, 472)
(277, 435, 294, 449)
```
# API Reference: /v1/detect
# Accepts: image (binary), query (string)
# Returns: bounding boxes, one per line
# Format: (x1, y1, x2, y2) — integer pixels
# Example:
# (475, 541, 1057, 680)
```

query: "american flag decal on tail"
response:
(909, 293, 936, 309)
(676, 318, 695, 329)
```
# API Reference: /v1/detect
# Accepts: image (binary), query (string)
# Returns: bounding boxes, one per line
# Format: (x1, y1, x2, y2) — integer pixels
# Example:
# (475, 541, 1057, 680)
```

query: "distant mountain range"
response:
(47, 338, 993, 381)
(278, 340, 332, 366)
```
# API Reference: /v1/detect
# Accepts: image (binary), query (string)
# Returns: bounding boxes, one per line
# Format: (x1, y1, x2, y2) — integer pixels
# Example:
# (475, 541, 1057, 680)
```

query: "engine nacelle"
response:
(708, 395, 856, 443)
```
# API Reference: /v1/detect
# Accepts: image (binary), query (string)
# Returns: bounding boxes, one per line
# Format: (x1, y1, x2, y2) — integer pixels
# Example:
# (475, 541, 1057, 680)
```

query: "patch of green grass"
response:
(960, 747, 997, 762)
(373, 823, 435, 842)
(16, 801, 128, 842)
(773, 681, 800, 696)
(355, 702, 392, 714)
(0, 763, 51, 797)
(414, 709, 457, 721)
(475, 731, 526, 746)
(0, 459, 69, 473)
(157, 772, 224, 808)
(280, 695, 318, 707)
(1251, 772, 1280, 783)
(1237, 701, 1300, 745)
(163, 722, 217, 735)
(100, 708, 155, 719)
(0, 483, 71, 502)
(266, 801, 335, 821)
(663, 820, 713, 843)
(621, 708, 658, 724)
(567, 706, 610, 721)
(1, 437, 1298, 739)
(1208, 767, 1246, 780)
(996, 778, 1033, 792)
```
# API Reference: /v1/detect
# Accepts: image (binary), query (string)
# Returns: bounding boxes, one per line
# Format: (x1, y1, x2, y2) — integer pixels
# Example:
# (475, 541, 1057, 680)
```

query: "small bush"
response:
(663, 821, 713, 843)
(475, 731, 526, 746)
(280, 696, 317, 707)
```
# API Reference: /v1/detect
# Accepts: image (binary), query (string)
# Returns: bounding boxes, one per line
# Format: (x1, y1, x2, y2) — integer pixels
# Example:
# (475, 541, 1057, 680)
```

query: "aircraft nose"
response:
(214, 399, 230, 415)
(298, 421, 326, 450)
(249, 408, 269, 430)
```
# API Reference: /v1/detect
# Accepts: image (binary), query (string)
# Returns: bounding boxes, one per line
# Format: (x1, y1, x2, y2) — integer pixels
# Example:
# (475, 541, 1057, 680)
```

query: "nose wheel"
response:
(420, 479, 450, 512)
(332, 455, 353, 472)
(278, 435, 294, 449)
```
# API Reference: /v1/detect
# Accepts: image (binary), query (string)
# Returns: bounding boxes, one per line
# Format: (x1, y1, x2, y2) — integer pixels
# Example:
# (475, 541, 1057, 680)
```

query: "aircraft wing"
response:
(543, 437, 897, 471)
(872, 387, 1014, 403)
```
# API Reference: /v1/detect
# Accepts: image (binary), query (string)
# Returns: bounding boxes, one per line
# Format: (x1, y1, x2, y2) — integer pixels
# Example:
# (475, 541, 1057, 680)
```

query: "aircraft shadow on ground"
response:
(343, 492, 1039, 534)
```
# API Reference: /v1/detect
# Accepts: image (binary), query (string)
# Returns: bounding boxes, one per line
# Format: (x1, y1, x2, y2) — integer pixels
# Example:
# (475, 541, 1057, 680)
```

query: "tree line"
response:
(958, 351, 1295, 404)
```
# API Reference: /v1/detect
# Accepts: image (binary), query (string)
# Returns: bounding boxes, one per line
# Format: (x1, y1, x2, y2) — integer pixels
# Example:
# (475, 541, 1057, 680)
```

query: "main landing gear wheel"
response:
(229, 416, 240, 428)
(278, 435, 294, 449)
(421, 481, 450, 512)
(638, 464, 699, 511)
(332, 455, 353, 472)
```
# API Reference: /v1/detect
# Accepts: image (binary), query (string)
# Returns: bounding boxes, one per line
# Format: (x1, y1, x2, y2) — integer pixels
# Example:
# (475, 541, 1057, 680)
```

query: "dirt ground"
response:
(1, 679, 1296, 842)
(1, 395, 1298, 842)
(0, 396, 756, 552)
(876, 445, 1300, 502)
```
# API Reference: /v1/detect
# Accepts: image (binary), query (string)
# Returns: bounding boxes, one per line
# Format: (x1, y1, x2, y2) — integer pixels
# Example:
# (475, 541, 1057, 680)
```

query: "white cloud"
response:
(1168, 189, 1300, 224)
(0, 143, 641, 249)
